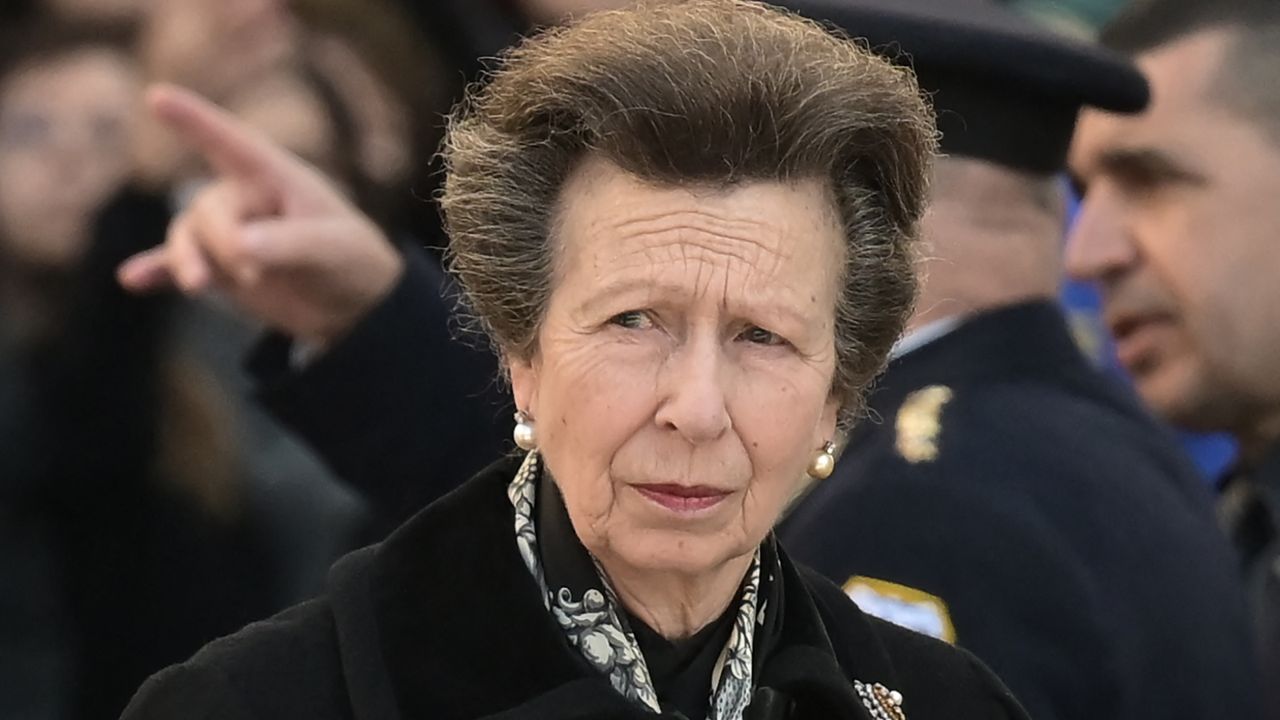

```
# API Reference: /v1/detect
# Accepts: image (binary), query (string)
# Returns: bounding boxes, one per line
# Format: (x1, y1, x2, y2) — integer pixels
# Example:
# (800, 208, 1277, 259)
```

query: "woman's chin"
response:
(597, 525, 757, 579)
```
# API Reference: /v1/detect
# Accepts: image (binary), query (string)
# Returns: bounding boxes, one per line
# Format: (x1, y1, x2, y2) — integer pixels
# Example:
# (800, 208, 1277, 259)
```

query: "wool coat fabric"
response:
(123, 457, 1028, 720)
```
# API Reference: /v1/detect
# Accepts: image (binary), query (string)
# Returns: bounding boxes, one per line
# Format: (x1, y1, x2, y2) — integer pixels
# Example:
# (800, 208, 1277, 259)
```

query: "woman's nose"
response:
(654, 337, 732, 445)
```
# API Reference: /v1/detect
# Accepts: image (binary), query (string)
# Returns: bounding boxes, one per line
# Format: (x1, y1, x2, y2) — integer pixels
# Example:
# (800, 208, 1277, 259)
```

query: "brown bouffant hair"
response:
(440, 0, 936, 423)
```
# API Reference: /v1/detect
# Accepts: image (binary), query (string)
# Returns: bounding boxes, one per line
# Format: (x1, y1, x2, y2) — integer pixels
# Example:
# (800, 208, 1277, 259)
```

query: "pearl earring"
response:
(513, 411, 538, 451)
(807, 441, 836, 480)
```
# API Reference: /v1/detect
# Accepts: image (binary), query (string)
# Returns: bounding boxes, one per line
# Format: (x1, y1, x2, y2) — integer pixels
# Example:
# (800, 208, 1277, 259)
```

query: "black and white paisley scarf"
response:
(508, 451, 770, 720)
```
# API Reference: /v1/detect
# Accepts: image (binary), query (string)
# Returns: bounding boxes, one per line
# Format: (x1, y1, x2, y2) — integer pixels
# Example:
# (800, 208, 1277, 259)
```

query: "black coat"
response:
(122, 457, 1029, 720)
(779, 302, 1265, 720)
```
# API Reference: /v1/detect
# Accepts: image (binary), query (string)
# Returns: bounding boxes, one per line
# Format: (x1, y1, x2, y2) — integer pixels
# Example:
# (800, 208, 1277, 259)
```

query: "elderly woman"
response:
(121, 1, 1028, 718)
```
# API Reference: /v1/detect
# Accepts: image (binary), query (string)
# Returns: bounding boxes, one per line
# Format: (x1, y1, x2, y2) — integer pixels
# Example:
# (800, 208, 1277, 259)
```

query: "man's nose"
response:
(1065, 187, 1139, 284)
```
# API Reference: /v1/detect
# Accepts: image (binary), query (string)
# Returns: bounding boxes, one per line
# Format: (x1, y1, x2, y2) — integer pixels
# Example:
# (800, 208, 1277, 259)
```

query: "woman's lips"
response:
(632, 484, 731, 513)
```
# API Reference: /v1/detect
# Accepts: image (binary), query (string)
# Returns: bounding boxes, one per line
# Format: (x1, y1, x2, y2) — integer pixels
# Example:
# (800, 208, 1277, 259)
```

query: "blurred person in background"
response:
(0, 21, 280, 720)
(0, 0, 476, 713)
(294, 0, 464, 241)
(510, 0, 636, 23)
(0, 0, 144, 24)
(41, 0, 144, 22)
(772, 1, 1263, 719)
(131, 0, 298, 188)
(0, 22, 137, 346)
(1004, 0, 1244, 484)
(389, 0, 641, 90)
(119, 0, 510, 536)
(1067, 0, 1280, 715)
(92, 0, 377, 618)
(122, 58, 379, 603)
(0, 24, 141, 720)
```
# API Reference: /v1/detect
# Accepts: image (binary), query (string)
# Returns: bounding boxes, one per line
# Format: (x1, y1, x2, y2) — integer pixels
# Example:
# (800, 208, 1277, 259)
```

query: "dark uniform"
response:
(1220, 446, 1280, 718)
(774, 1, 1267, 718)
(778, 302, 1262, 720)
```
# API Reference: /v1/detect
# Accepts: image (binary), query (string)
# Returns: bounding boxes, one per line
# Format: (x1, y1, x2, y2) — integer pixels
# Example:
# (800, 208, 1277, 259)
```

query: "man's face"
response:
(1066, 28, 1280, 438)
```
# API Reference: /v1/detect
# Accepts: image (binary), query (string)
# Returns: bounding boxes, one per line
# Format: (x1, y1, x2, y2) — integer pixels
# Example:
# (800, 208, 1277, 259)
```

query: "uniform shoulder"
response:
(799, 565, 1030, 719)
(947, 376, 1174, 456)
(122, 598, 350, 720)
(870, 377, 1199, 499)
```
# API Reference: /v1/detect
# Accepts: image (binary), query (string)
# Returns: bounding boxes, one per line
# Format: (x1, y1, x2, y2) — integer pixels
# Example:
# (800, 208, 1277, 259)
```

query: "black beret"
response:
(780, 0, 1150, 173)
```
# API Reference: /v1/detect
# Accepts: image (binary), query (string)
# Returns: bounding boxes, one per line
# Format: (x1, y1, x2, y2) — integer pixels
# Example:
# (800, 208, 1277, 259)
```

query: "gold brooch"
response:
(854, 680, 906, 719)
(894, 385, 953, 463)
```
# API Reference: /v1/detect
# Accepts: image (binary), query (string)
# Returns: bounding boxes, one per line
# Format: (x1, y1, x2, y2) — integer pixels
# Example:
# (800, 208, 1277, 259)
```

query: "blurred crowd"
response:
(0, 0, 552, 716)
(0, 0, 1275, 719)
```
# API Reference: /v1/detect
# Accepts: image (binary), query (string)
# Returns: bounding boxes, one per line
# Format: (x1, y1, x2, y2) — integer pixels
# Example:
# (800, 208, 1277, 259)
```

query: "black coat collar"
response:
(361, 455, 889, 720)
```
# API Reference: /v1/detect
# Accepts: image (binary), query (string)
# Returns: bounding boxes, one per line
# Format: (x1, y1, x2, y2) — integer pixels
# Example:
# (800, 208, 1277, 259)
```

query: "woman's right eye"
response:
(609, 311, 654, 330)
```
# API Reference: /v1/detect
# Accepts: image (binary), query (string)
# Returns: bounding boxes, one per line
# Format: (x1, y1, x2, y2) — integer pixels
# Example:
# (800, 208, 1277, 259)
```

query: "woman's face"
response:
(510, 156, 842, 580)
(140, 0, 295, 100)
(132, 0, 296, 184)
(0, 48, 140, 268)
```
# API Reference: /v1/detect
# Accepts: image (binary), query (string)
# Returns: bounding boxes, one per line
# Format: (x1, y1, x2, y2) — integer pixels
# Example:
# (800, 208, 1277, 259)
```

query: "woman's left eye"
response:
(739, 326, 786, 346)
(608, 310, 654, 330)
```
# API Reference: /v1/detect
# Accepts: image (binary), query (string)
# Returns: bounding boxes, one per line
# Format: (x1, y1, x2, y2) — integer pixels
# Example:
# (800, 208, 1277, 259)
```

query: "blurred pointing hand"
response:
(118, 84, 404, 349)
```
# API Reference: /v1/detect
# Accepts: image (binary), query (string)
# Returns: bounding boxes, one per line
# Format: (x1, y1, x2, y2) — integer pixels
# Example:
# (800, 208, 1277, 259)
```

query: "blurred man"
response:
(776, 1, 1264, 719)
(1066, 0, 1280, 715)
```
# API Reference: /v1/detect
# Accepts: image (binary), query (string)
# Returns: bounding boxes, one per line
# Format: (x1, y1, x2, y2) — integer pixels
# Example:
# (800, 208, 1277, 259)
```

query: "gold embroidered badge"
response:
(894, 385, 953, 463)
(854, 680, 906, 720)
(843, 576, 956, 644)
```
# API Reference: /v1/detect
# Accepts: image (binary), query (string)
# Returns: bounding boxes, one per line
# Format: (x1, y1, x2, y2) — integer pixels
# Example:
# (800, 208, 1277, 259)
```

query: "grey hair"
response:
(440, 0, 937, 425)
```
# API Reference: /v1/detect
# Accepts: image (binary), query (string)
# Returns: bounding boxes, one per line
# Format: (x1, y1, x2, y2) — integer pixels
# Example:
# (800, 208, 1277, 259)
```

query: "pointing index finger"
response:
(146, 83, 290, 182)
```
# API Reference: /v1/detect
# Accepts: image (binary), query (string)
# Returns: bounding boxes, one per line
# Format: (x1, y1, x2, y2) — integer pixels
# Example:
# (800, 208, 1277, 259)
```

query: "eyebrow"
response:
(1093, 147, 1209, 187)
(579, 275, 817, 330)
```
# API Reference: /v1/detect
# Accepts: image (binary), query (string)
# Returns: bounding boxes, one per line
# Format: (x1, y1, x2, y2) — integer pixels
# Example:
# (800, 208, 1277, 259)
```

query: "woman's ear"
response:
(819, 397, 841, 444)
(507, 352, 540, 417)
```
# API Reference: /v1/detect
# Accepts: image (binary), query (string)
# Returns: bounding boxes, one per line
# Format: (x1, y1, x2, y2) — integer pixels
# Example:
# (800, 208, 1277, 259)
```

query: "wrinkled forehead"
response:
(553, 156, 841, 259)
(547, 156, 845, 318)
